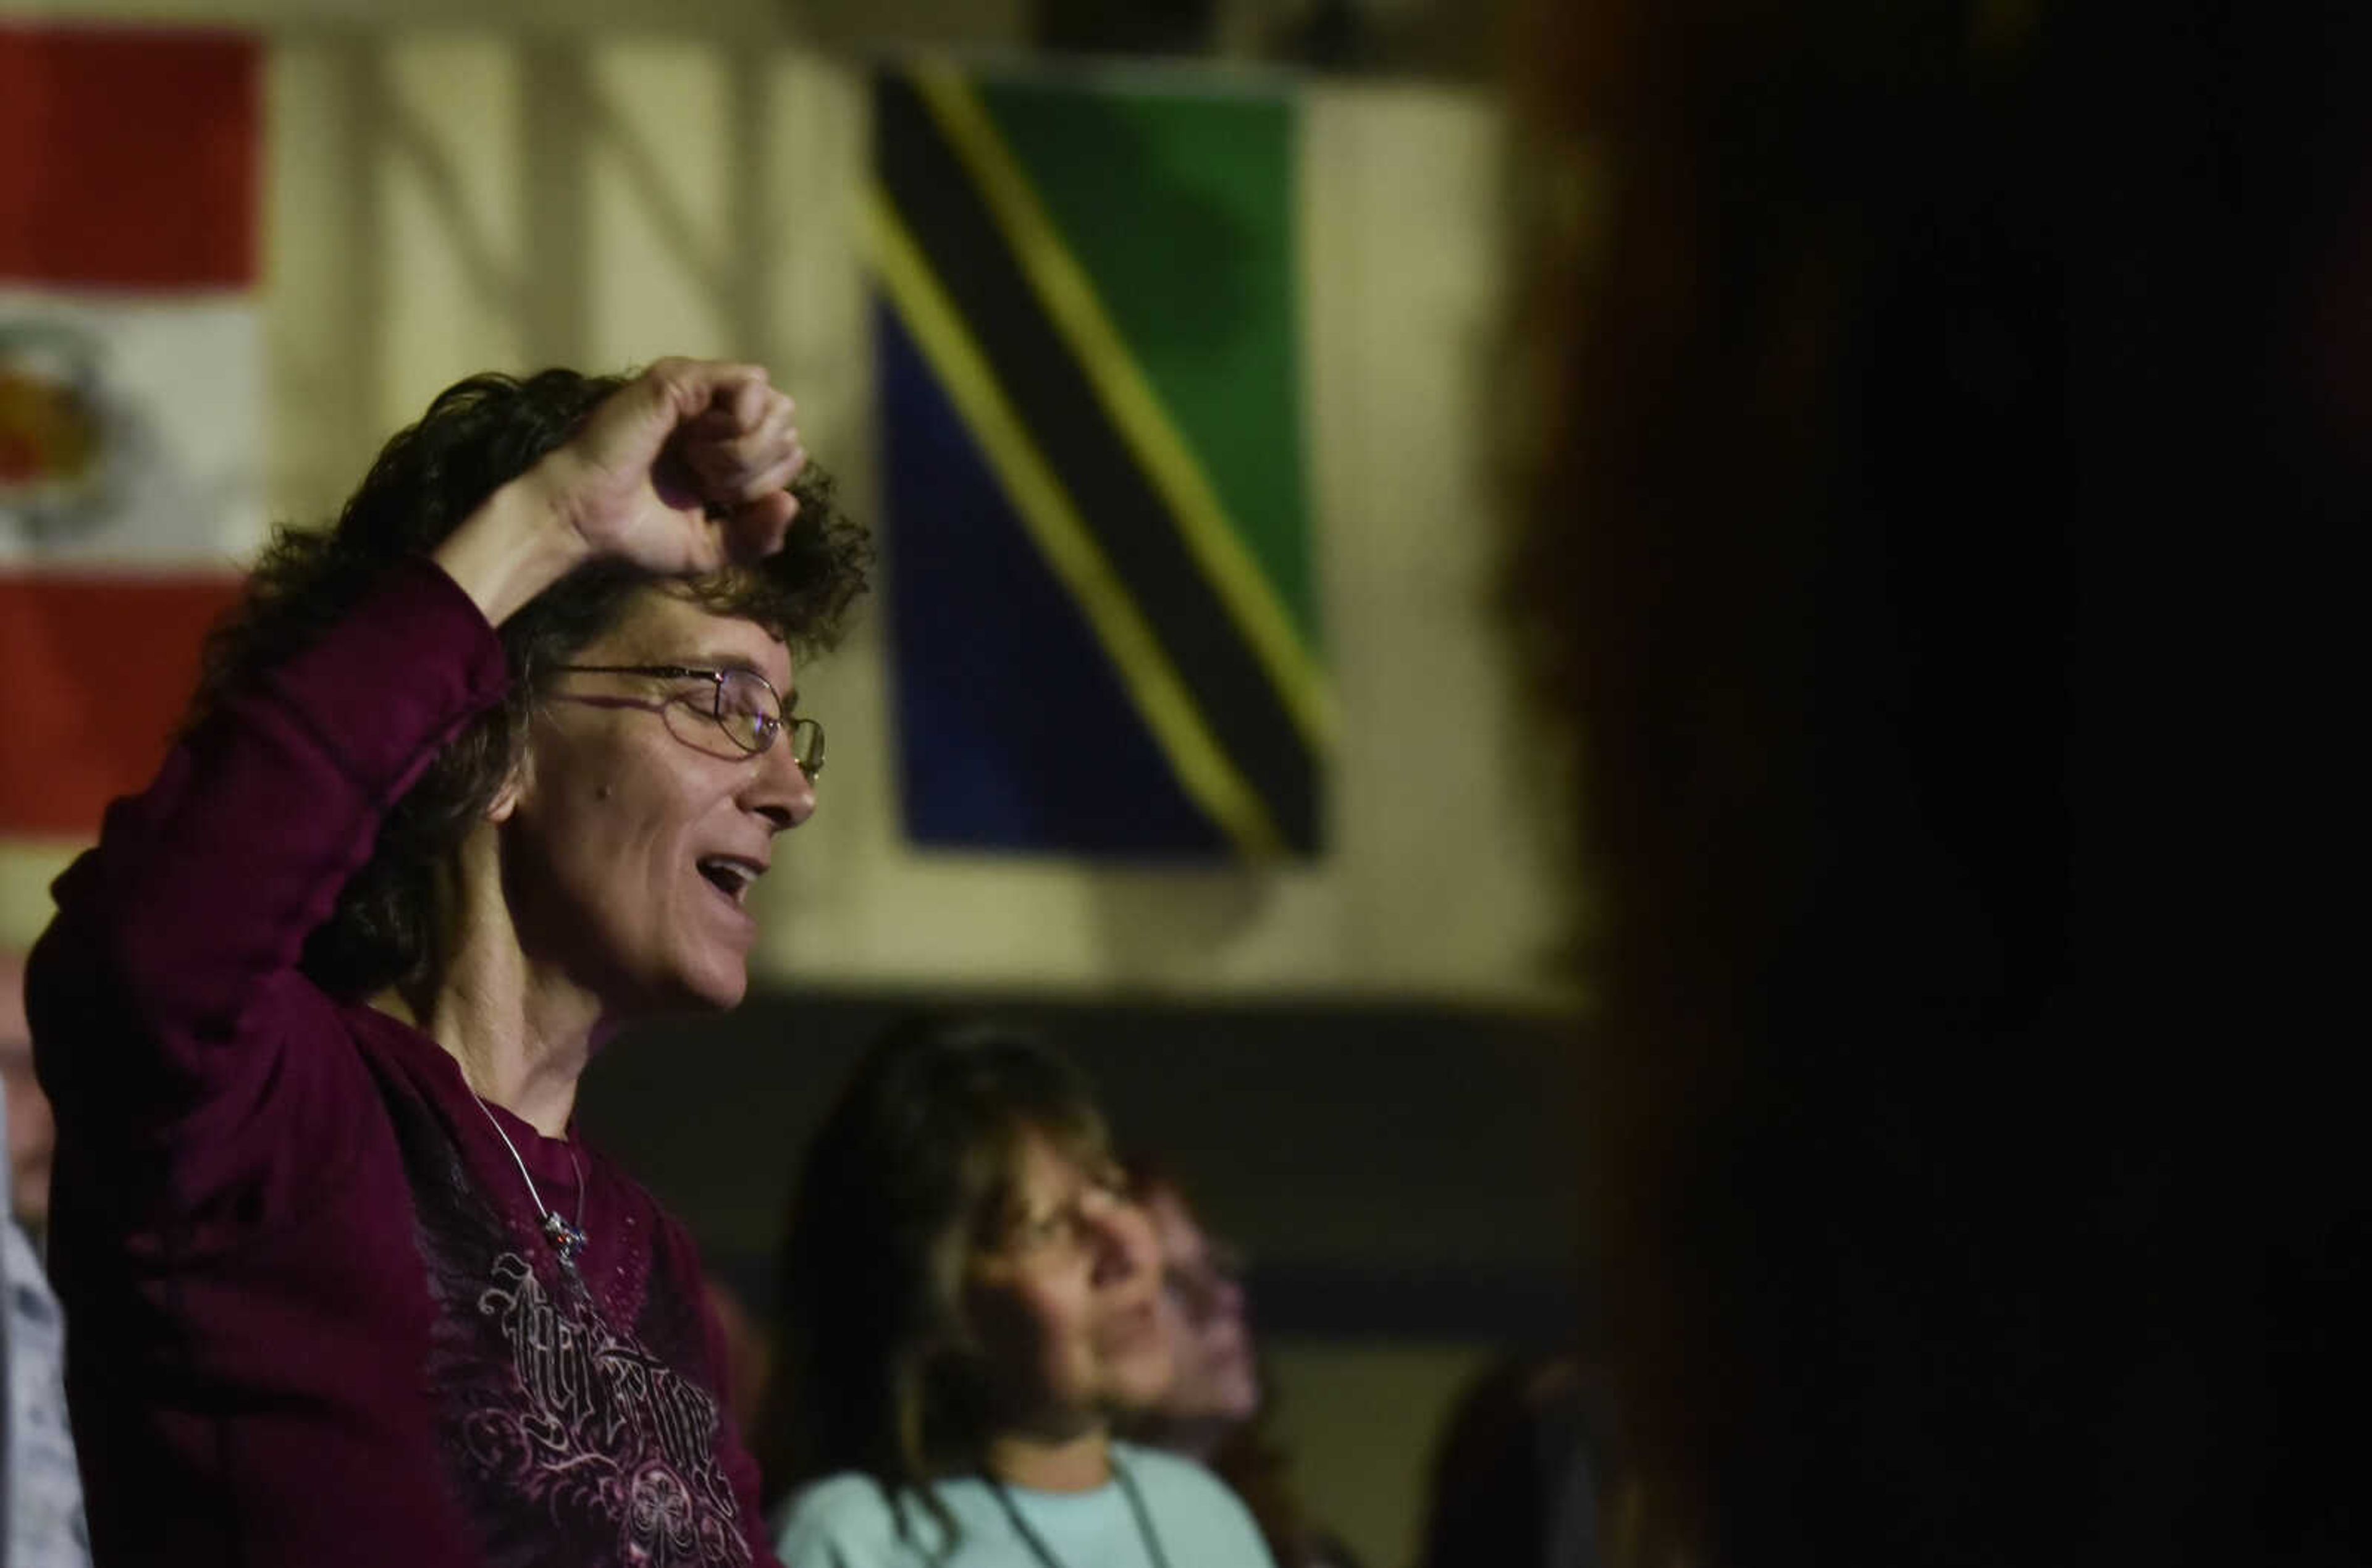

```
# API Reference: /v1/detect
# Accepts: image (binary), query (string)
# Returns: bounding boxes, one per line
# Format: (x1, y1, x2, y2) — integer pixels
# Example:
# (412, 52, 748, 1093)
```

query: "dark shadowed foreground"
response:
(1506, 2, 2365, 1564)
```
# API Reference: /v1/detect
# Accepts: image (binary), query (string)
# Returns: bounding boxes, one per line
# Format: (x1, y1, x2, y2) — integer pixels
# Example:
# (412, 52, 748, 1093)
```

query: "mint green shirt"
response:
(773, 1443, 1276, 1568)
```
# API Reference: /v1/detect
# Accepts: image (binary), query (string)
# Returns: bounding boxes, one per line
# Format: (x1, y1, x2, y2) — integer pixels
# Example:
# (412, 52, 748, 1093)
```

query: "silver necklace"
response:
(468, 1088, 589, 1267)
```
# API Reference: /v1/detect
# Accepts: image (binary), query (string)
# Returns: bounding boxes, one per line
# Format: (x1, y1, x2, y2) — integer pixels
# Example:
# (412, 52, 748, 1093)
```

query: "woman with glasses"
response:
(23, 359, 867, 1566)
(757, 1020, 1276, 1568)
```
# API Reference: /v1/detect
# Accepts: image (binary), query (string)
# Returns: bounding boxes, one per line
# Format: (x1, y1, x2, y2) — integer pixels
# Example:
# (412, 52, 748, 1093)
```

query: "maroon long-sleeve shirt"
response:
(26, 559, 783, 1567)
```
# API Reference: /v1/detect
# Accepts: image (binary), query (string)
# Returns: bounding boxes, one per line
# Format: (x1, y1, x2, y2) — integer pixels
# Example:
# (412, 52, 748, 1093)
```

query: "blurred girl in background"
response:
(1122, 1159, 1360, 1568)
(757, 1021, 1274, 1568)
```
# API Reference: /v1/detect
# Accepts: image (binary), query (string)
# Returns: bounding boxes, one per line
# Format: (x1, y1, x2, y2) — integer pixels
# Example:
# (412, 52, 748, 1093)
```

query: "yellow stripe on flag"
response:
(864, 186, 1287, 858)
(908, 64, 1339, 754)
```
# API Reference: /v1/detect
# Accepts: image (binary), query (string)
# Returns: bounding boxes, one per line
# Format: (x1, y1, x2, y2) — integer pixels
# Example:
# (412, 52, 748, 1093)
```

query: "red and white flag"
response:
(0, 25, 262, 839)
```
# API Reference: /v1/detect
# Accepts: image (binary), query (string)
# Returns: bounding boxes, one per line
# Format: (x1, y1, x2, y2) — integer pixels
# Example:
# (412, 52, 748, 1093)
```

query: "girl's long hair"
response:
(751, 1018, 1113, 1537)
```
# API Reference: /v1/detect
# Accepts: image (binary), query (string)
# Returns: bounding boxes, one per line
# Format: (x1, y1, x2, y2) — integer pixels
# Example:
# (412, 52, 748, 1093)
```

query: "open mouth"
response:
(696, 856, 763, 906)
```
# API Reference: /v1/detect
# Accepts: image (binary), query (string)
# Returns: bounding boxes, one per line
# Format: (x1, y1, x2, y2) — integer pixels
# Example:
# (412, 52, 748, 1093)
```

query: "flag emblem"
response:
(1, 319, 116, 540)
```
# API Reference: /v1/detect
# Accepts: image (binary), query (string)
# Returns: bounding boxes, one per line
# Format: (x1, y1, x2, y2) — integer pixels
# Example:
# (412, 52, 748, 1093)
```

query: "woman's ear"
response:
(485, 759, 528, 824)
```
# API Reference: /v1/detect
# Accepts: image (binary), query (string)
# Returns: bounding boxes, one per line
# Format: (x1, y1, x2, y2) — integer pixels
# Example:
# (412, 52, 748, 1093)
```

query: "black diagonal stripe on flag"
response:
(876, 73, 1319, 854)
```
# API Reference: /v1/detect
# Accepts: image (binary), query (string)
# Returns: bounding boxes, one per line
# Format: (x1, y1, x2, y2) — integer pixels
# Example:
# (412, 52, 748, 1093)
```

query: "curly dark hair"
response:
(190, 366, 870, 1002)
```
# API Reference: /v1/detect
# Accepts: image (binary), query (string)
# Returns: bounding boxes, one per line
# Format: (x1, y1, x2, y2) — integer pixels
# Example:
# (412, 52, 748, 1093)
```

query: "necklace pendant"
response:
(542, 1211, 589, 1264)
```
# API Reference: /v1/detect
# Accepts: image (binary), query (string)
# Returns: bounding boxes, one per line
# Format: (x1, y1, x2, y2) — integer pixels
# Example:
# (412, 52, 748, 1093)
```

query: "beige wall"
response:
(1269, 1339, 1497, 1568)
(0, 0, 1017, 43)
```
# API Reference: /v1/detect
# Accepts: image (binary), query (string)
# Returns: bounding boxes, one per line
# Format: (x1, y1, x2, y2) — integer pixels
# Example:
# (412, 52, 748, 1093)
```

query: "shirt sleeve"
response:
(772, 1477, 917, 1568)
(25, 558, 510, 1243)
(1127, 1446, 1281, 1568)
(772, 1518, 872, 1568)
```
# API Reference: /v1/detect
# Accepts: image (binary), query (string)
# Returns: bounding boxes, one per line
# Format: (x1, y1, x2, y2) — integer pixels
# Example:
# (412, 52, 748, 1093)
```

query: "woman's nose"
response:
(747, 738, 818, 829)
(1206, 1267, 1245, 1322)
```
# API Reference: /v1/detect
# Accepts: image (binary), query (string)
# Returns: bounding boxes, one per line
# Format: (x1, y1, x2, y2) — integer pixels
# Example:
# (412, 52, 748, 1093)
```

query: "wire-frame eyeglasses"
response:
(553, 664, 823, 779)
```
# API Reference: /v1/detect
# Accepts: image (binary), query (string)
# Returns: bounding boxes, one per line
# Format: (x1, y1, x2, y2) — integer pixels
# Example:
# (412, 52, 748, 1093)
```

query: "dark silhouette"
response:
(1507, 1, 2365, 1563)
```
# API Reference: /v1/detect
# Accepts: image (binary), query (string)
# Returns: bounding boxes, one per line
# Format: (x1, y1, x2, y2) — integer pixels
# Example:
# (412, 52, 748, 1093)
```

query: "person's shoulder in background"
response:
(773, 1472, 946, 1568)
(1118, 1441, 1280, 1567)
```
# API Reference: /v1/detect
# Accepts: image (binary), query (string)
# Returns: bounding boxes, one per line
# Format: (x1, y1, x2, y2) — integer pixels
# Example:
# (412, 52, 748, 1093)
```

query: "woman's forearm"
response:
(28, 560, 509, 1118)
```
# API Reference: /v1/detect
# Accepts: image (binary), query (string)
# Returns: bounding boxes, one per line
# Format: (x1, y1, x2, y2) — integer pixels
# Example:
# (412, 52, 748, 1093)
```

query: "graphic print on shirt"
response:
(382, 1086, 752, 1568)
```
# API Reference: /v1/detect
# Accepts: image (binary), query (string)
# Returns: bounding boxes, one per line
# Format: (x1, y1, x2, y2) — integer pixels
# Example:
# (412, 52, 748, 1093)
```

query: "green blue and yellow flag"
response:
(870, 64, 1328, 859)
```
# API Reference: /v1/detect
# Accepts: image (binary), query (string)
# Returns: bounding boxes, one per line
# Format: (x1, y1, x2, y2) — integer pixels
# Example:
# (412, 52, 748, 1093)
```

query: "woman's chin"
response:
(686, 968, 749, 1011)
(1105, 1351, 1179, 1414)
(639, 952, 749, 1015)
